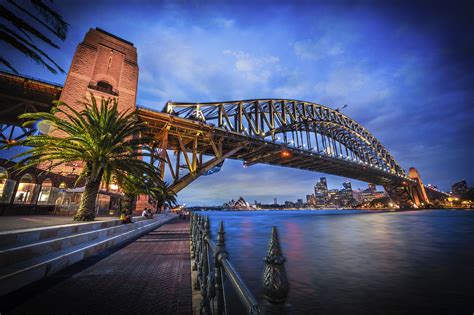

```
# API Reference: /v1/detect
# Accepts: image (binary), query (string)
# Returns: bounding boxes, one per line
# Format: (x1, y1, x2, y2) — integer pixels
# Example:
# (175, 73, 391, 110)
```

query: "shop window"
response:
(0, 167, 15, 204)
(14, 173, 40, 204)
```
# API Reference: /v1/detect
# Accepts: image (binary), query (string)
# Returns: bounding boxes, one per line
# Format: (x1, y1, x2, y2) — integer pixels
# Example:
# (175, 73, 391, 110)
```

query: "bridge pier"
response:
(384, 167, 430, 209)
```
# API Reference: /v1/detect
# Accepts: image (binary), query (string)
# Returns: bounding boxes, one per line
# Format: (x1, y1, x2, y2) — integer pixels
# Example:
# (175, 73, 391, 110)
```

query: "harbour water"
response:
(204, 209, 474, 314)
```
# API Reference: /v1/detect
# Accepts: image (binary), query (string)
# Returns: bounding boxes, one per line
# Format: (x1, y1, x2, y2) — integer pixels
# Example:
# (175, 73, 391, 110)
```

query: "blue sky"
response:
(1, 0, 473, 205)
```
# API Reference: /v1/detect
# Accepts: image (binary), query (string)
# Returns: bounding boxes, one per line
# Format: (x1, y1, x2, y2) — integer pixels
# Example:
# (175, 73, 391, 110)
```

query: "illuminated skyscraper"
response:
(314, 177, 329, 205)
(452, 180, 468, 197)
(341, 180, 355, 206)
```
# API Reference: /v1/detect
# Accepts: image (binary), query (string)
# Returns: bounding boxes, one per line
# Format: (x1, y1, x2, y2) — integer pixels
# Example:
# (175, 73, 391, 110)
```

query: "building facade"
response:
(314, 177, 329, 206)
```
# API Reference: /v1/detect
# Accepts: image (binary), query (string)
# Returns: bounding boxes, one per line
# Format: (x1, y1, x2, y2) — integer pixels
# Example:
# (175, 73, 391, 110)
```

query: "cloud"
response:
(223, 50, 280, 85)
(292, 37, 345, 60)
(212, 17, 235, 29)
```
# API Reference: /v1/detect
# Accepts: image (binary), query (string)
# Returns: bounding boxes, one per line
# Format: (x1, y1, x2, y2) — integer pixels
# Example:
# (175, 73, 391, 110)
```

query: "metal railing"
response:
(190, 213, 289, 314)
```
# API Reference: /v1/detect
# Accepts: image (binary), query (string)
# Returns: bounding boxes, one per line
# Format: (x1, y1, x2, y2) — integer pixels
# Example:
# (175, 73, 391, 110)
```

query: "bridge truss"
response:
(138, 99, 416, 199)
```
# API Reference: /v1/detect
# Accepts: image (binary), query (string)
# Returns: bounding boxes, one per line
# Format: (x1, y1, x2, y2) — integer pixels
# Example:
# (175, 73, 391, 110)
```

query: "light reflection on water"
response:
(204, 210, 474, 314)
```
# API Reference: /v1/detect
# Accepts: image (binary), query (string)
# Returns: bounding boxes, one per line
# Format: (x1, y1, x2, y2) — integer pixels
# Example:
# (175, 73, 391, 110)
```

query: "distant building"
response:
(274, 198, 278, 205)
(223, 197, 251, 210)
(368, 183, 376, 193)
(328, 189, 341, 206)
(285, 201, 295, 208)
(354, 183, 387, 204)
(306, 194, 316, 206)
(314, 177, 329, 206)
(297, 198, 304, 208)
(340, 180, 355, 206)
(452, 180, 469, 197)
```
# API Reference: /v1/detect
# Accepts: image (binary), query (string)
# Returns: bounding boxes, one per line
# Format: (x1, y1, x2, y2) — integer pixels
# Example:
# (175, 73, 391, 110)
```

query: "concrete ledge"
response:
(0, 216, 150, 249)
(0, 216, 163, 268)
(0, 219, 122, 249)
(0, 215, 177, 295)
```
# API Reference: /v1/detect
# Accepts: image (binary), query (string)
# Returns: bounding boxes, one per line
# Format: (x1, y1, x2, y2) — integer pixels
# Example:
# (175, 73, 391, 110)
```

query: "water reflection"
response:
(205, 210, 474, 314)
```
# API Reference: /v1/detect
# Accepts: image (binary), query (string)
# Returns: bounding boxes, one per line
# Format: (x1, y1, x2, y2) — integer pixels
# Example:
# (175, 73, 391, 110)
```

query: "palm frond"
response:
(0, 24, 64, 73)
(0, 4, 59, 48)
(7, 0, 67, 40)
(0, 56, 17, 73)
(0, 28, 57, 73)
(30, 0, 68, 40)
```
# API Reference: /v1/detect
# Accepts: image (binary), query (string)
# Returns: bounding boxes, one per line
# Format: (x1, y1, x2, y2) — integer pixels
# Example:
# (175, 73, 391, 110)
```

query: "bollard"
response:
(214, 221, 227, 315)
(263, 226, 289, 304)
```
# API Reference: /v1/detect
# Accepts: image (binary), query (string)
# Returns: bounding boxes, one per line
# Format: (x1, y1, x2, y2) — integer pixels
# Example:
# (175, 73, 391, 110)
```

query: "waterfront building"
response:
(314, 177, 329, 205)
(368, 183, 376, 193)
(297, 199, 304, 208)
(340, 180, 355, 206)
(223, 197, 251, 210)
(285, 201, 295, 208)
(274, 198, 278, 205)
(328, 189, 341, 206)
(354, 183, 387, 204)
(452, 180, 469, 197)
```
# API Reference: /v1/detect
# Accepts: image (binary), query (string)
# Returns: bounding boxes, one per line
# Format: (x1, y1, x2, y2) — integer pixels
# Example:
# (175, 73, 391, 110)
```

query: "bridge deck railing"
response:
(190, 213, 289, 314)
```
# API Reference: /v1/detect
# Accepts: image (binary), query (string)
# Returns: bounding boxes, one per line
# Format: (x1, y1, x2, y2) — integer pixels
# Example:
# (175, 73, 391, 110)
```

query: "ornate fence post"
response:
(190, 213, 195, 259)
(200, 216, 211, 314)
(194, 215, 202, 288)
(214, 221, 228, 315)
(263, 226, 289, 304)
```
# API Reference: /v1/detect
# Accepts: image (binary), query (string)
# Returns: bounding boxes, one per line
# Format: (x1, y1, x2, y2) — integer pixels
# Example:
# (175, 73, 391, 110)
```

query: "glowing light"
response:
(281, 150, 291, 158)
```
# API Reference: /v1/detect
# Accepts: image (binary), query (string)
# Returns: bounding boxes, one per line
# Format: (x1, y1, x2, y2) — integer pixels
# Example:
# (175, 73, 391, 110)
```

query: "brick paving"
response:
(1, 218, 192, 315)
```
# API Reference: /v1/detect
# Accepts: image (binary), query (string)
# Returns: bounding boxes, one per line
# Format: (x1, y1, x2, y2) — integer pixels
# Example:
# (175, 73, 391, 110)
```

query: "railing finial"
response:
(217, 220, 225, 247)
(263, 226, 289, 304)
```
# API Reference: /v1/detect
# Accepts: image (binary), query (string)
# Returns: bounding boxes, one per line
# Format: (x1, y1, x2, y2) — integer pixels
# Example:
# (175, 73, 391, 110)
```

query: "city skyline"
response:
(1, 1, 473, 205)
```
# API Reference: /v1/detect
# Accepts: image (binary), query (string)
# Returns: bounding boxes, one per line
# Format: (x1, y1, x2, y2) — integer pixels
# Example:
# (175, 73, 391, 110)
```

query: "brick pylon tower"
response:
(60, 27, 138, 112)
(54, 28, 139, 178)
(57, 28, 152, 212)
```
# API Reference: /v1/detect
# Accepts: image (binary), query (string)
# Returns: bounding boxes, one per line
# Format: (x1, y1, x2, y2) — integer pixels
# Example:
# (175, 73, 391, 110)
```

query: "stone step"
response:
(0, 215, 176, 296)
(0, 219, 124, 249)
(0, 216, 147, 268)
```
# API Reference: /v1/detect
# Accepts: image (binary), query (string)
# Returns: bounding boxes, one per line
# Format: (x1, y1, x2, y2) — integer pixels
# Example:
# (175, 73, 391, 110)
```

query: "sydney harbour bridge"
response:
(0, 28, 447, 209)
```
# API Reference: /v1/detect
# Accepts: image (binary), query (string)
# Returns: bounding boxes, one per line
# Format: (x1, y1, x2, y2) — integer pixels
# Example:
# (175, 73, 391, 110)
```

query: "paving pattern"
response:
(1, 218, 192, 315)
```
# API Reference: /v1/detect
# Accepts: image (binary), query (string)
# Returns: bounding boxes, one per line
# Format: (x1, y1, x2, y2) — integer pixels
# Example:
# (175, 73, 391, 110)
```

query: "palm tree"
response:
(151, 182, 177, 213)
(0, 0, 68, 74)
(14, 94, 157, 221)
(118, 171, 163, 214)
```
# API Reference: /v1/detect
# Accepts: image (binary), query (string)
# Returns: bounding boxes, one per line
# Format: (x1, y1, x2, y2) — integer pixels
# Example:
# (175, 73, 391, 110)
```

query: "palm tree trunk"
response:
(123, 193, 135, 215)
(74, 174, 102, 221)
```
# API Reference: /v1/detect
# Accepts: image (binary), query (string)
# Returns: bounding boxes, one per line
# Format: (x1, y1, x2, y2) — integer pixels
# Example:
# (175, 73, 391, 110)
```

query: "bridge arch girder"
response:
(164, 99, 406, 177)
(268, 120, 395, 173)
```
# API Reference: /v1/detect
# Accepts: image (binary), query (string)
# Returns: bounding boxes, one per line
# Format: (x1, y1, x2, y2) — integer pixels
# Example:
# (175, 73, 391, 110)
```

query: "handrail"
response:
(190, 213, 289, 314)
(220, 258, 259, 313)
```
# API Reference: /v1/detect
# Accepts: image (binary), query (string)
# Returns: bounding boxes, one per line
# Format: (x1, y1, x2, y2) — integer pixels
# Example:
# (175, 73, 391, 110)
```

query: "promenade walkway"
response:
(1, 218, 192, 315)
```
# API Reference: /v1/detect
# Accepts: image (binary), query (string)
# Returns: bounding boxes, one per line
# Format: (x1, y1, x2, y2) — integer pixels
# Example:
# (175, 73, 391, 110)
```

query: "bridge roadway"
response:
(0, 218, 192, 315)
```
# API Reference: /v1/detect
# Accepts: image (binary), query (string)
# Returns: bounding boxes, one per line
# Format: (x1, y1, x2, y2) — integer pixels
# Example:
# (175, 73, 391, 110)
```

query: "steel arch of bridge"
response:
(138, 99, 418, 202)
(163, 99, 405, 176)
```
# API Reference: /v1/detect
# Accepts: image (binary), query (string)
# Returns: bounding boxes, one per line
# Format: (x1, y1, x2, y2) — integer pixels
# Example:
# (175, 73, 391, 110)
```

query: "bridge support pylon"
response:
(384, 167, 430, 209)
